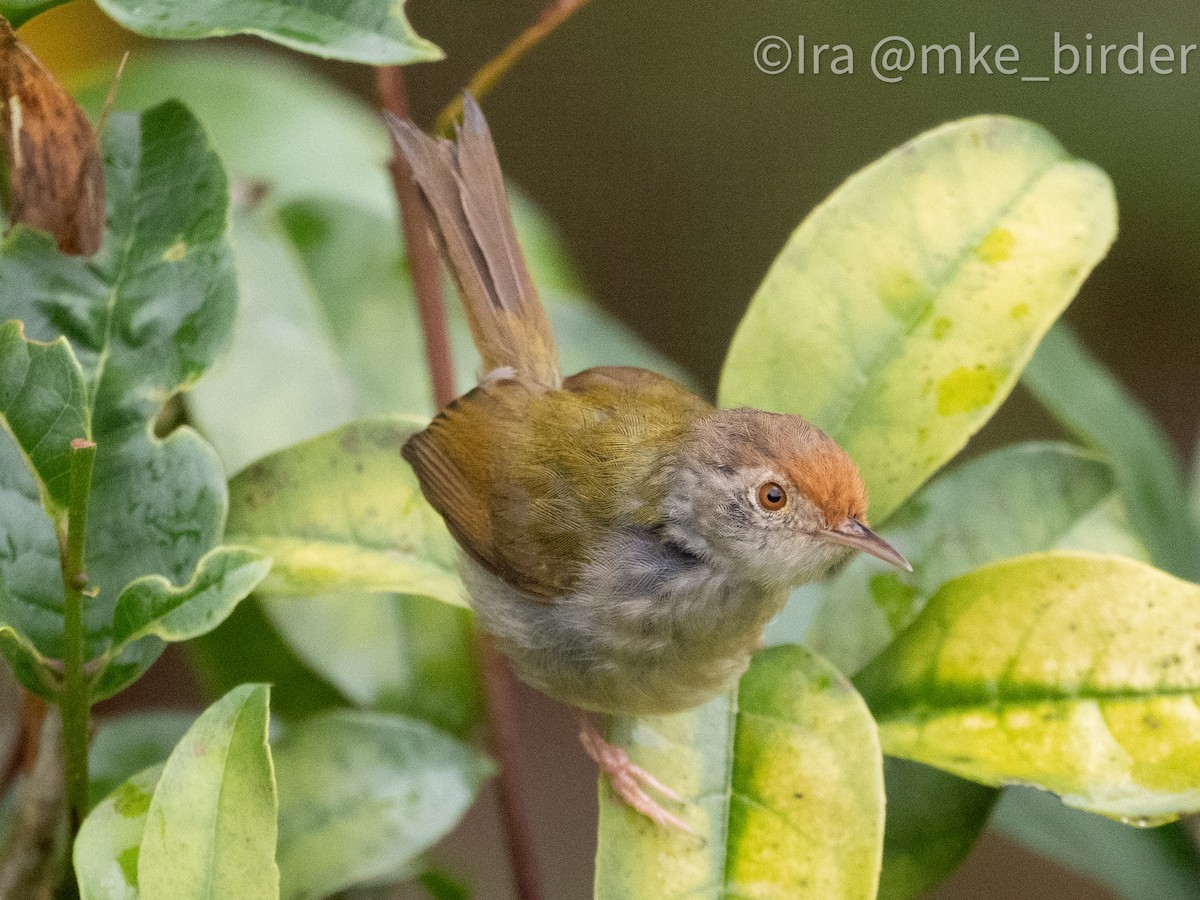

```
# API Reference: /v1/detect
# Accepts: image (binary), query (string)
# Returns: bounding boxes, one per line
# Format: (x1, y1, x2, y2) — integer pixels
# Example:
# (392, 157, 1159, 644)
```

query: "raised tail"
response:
(387, 95, 561, 387)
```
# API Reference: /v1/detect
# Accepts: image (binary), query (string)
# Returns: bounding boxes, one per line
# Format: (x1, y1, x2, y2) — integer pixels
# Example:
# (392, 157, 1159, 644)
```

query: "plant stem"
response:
(375, 66, 544, 900)
(60, 438, 95, 834)
(434, 0, 593, 137)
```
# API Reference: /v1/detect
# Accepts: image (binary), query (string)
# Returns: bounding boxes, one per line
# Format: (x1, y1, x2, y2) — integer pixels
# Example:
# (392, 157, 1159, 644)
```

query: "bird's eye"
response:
(757, 481, 787, 511)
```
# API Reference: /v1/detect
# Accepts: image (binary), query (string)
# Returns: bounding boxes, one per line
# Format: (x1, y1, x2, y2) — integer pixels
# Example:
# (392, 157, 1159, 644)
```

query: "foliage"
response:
(0, 3, 1198, 899)
(595, 646, 884, 898)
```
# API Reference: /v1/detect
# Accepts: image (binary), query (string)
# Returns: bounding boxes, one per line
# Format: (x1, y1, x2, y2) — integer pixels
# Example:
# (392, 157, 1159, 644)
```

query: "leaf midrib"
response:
(870, 682, 1200, 723)
(829, 160, 1063, 445)
(87, 184, 142, 441)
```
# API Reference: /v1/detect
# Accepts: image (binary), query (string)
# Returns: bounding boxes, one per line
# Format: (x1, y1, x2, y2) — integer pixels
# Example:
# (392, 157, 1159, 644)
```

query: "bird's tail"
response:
(387, 95, 561, 388)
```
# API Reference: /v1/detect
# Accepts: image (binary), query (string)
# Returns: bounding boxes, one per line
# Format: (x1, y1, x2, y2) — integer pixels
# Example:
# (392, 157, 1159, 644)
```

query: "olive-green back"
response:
(402, 366, 712, 599)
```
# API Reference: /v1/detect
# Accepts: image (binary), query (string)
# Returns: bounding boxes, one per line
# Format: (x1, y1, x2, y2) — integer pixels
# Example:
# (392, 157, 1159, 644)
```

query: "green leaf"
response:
(595, 646, 883, 899)
(0, 623, 55, 698)
(88, 712, 196, 809)
(187, 599, 345, 722)
(85, 708, 492, 900)
(261, 593, 482, 737)
(801, 442, 1117, 675)
(273, 709, 493, 900)
(0, 428, 61, 695)
(1053, 496, 1150, 560)
(92, 548, 271, 700)
(0, 0, 68, 28)
(993, 786, 1200, 900)
(1024, 323, 1200, 581)
(719, 116, 1117, 522)
(1, 101, 237, 660)
(856, 552, 1200, 822)
(225, 418, 464, 605)
(0, 325, 91, 696)
(0, 321, 90, 514)
(94, 0, 442, 65)
(877, 759, 998, 900)
(138, 684, 278, 899)
(75, 764, 163, 900)
(189, 210, 351, 474)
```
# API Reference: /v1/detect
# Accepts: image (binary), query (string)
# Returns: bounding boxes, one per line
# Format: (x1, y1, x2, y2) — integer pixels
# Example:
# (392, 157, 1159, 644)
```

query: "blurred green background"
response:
(23, 1, 1199, 897)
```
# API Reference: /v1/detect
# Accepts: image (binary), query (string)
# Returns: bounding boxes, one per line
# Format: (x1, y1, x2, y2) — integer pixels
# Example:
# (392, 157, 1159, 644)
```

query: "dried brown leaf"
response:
(0, 16, 103, 256)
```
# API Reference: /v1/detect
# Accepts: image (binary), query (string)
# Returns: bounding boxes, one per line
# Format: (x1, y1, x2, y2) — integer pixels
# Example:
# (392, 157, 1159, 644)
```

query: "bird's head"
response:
(664, 407, 910, 587)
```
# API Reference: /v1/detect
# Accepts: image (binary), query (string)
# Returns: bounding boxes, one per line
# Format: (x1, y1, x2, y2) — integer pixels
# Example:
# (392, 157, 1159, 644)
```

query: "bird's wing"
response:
(403, 368, 712, 601)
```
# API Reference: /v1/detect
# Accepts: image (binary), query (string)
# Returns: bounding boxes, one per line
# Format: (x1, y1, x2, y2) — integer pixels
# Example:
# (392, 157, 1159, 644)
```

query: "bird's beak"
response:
(819, 518, 912, 571)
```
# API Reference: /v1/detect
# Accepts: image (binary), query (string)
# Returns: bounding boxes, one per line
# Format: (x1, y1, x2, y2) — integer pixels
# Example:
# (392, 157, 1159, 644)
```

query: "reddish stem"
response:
(375, 64, 544, 900)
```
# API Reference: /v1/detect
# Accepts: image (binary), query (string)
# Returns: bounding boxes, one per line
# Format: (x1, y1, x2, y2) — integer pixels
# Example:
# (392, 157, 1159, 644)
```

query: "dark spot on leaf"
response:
(340, 427, 363, 454)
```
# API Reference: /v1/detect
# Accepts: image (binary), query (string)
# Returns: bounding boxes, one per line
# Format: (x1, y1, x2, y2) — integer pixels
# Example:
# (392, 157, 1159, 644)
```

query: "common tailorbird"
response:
(389, 97, 910, 830)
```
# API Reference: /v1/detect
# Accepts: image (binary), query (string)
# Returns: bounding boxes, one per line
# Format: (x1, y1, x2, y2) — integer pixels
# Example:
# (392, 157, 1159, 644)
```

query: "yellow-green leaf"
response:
(225, 418, 464, 605)
(137, 684, 278, 899)
(75, 765, 163, 900)
(595, 645, 883, 899)
(719, 116, 1117, 522)
(856, 552, 1200, 823)
(801, 442, 1116, 676)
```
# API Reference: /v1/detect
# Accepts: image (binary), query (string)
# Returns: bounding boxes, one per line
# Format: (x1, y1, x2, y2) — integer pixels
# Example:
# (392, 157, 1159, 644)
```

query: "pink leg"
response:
(578, 716, 696, 834)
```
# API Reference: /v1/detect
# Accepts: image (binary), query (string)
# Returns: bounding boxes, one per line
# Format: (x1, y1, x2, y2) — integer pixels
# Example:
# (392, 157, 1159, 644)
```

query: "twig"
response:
(434, 0, 592, 136)
(59, 438, 96, 835)
(95, 50, 130, 139)
(375, 65, 544, 900)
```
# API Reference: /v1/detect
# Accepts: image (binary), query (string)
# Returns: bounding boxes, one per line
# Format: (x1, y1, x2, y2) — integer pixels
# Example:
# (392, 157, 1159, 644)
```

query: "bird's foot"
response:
(578, 717, 696, 834)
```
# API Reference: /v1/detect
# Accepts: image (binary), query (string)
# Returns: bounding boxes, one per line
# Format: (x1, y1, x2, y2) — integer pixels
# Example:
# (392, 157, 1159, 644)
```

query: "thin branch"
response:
(375, 65, 544, 900)
(435, 0, 592, 136)
(95, 50, 130, 140)
(477, 635, 543, 900)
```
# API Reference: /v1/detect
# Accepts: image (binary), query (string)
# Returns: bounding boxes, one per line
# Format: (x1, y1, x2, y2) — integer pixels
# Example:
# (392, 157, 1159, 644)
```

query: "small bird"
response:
(389, 97, 909, 830)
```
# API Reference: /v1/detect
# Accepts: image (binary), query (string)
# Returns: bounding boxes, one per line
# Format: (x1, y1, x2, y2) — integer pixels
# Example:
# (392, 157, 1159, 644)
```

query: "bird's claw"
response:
(579, 719, 697, 835)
